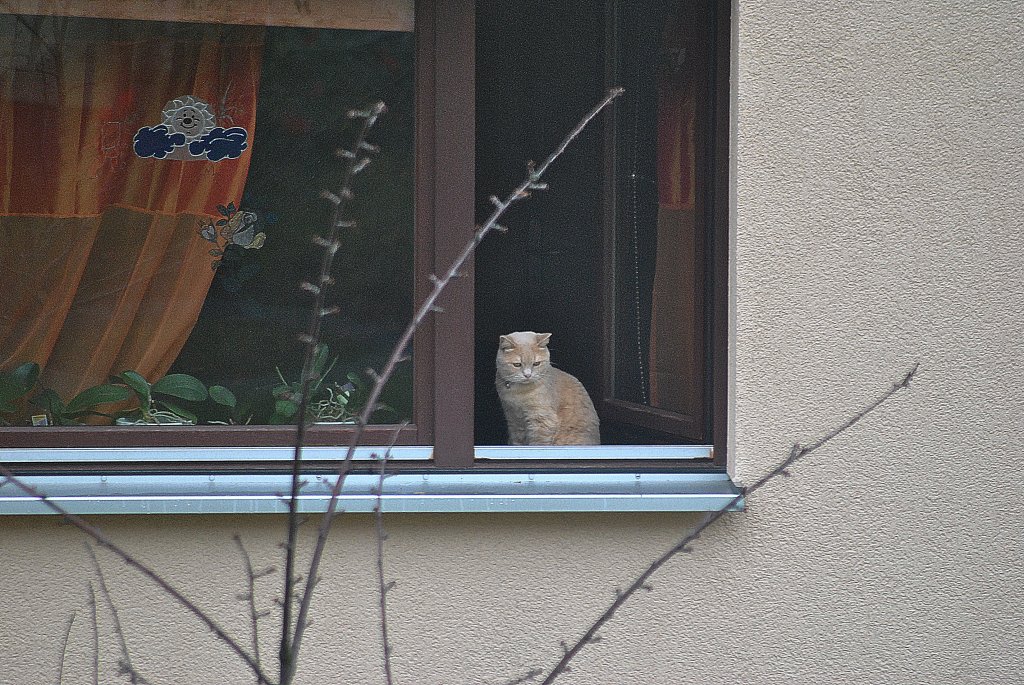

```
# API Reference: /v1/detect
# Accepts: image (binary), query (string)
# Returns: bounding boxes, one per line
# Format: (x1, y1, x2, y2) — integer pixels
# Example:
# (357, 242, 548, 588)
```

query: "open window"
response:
(475, 0, 729, 456)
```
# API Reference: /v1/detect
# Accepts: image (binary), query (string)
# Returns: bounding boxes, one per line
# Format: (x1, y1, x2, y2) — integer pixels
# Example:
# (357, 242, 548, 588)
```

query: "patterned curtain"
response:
(0, 15, 263, 396)
(648, 1, 705, 414)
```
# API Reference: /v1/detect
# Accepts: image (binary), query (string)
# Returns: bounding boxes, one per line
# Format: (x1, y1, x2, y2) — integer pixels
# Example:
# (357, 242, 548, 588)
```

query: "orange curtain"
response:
(648, 2, 704, 414)
(0, 15, 263, 397)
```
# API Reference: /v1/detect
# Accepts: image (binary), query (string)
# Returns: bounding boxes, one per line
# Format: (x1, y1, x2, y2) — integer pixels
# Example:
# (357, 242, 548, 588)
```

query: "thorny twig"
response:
(539, 362, 920, 685)
(375, 424, 407, 685)
(235, 535, 275, 680)
(280, 101, 386, 685)
(0, 465, 271, 684)
(85, 544, 150, 685)
(288, 88, 626, 671)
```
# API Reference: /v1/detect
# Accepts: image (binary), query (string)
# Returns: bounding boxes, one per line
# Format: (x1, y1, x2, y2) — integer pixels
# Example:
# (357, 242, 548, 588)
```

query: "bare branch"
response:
(280, 101, 386, 685)
(539, 362, 919, 685)
(85, 544, 151, 685)
(375, 424, 407, 685)
(0, 465, 272, 685)
(530, 87, 623, 182)
(234, 535, 266, 680)
(288, 87, 625, 667)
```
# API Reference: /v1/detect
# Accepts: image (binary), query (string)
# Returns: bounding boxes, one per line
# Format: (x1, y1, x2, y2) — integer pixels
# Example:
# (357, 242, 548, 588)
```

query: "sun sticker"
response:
(134, 96, 249, 162)
(163, 96, 216, 142)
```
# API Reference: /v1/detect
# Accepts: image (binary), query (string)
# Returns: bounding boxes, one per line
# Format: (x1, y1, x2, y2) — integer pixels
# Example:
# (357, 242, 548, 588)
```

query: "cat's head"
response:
(496, 331, 552, 384)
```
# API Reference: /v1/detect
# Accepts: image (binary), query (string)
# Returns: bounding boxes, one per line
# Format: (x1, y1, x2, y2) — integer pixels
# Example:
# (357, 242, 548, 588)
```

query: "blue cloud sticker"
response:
(188, 127, 249, 161)
(133, 125, 187, 159)
(133, 96, 249, 162)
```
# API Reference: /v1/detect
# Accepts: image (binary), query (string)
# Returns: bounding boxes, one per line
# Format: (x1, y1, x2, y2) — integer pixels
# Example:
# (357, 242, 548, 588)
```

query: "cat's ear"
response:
(499, 335, 514, 350)
(535, 333, 552, 347)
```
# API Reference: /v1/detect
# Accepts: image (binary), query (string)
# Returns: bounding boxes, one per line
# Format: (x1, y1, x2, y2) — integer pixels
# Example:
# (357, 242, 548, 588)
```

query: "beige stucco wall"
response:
(3, 0, 1023, 682)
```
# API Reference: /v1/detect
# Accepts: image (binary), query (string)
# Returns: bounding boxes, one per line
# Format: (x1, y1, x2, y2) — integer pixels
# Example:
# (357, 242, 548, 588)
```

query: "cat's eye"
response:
(532, 361, 541, 366)
(512, 362, 522, 367)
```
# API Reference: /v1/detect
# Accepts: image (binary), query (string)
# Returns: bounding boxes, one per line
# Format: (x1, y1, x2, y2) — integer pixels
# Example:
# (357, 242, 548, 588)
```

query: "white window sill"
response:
(0, 445, 741, 515)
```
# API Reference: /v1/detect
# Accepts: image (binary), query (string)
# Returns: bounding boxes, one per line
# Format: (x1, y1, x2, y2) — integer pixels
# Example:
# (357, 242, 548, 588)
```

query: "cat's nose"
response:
(523, 367, 533, 378)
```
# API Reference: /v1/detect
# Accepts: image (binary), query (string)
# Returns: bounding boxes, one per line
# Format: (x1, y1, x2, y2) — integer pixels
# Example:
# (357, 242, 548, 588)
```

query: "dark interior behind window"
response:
(475, 0, 725, 448)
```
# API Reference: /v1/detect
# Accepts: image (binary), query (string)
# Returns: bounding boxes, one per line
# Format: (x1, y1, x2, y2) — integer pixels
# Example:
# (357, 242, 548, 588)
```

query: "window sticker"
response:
(199, 202, 267, 270)
(133, 96, 249, 161)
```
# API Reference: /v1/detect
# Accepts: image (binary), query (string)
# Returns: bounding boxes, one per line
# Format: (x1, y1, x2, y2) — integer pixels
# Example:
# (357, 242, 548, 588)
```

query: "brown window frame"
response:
(471, 0, 730, 468)
(598, 0, 730, 457)
(1, 0, 731, 472)
(0, 0, 478, 466)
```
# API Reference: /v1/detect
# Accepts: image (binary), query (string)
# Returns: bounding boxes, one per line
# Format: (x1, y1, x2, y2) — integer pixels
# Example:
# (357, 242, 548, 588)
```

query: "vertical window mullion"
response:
(429, 0, 475, 467)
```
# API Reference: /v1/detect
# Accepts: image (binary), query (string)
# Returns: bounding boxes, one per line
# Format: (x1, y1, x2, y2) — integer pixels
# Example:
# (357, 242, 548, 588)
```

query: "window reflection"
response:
(0, 14, 414, 427)
(612, 0, 710, 419)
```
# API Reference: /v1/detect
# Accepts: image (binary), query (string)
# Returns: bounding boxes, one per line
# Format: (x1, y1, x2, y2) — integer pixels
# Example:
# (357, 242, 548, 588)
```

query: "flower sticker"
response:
(222, 209, 264, 248)
(198, 202, 267, 270)
(134, 96, 248, 162)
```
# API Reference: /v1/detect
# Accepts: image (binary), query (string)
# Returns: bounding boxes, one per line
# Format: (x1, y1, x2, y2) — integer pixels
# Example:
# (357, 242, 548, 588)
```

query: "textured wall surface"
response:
(2, 1, 1023, 683)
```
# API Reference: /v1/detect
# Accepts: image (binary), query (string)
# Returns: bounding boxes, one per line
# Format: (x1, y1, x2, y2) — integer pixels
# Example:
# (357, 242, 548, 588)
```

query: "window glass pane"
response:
(0, 11, 414, 428)
(473, 1, 606, 446)
(611, 0, 710, 419)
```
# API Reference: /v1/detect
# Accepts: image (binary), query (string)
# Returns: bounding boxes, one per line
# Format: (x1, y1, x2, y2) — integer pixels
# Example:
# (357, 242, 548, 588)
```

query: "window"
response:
(1, 0, 731, 489)
(0, 0, 471, 454)
(474, 0, 729, 459)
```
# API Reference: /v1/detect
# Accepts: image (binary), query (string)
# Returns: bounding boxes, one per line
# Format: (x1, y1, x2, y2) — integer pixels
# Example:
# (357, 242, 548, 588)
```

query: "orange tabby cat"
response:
(495, 331, 600, 445)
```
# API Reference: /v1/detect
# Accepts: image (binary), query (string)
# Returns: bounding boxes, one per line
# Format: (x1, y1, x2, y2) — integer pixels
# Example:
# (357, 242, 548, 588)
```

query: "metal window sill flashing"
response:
(0, 444, 713, 464)
(0, 445, 742, 515)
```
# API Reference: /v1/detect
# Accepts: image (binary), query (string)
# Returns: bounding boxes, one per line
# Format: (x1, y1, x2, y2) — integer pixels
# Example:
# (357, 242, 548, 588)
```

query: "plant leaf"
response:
(119, 371, 151, 405)
(217, 204, 229, 216)
(0, 376, 23, 404)
(68, 410, 118, 423)
(209, 249, 223, 256)
(274, 399, 299, 419)
(0, 363, 39, 403)
(152, 374, 208, 401)
(65, 384, 132, 415)
(11, 362, 40, 390)
(209, 385, 237, 408)
(157, 401, 197, 424)
(31, 389, 64, 415)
